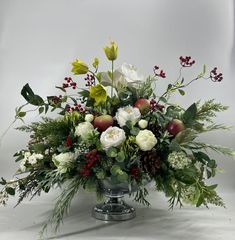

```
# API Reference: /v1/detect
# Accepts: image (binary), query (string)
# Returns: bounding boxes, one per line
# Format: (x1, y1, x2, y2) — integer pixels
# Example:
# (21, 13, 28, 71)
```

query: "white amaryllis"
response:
(136, 130, 157, 151)
(100, 126, 126, 150)
(53, 152, 75, 174)
(100, 63, 144, 89)
(115, 105, 141, 127)
(75, 122, 94, 140)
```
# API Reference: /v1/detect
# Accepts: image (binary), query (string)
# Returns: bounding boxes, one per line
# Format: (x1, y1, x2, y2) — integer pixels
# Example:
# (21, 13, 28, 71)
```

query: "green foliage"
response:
(21, 83, 44, 106)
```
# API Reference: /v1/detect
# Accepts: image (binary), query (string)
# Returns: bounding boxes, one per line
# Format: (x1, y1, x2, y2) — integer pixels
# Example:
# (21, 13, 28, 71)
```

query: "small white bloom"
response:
(115, 105, 141, 127)
(100, 63, 144, 89)
(138, 119, 148, 129)
(167, 151, 191, 170)
(24, 151, 31, 158)
(28, 155, 37, 165)
(19, 159, 27, 172)
(85, 114, 94, 122)
(136, 130, 157, 151)
(75, 122, 94, 140)
(100, 126, 126, 150)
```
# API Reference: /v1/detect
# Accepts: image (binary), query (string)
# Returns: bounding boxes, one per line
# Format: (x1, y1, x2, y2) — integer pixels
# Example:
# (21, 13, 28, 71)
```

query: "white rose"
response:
(136, 130, 157, 151)
(100, 63, 144, 89)
(138, 119, 148, 129)
(115, 105, 141, 127)
(75, 122, 94, 140)
(85, 114, 94, 122)
(53, 152, 75, 174)
(100, 126, 126, 150)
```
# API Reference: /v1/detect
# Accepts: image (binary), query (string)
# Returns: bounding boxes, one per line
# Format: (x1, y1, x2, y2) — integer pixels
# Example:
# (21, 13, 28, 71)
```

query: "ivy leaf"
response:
(21, 83, 44, 106)
(182, 103, 197, 126)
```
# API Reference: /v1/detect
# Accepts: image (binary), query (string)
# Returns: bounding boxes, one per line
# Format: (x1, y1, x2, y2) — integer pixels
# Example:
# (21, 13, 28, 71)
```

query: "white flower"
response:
(75, 122, 94, 140)
(136, 130, 157, 151)
(100, 126, 126, 150)
(100, 63, 144, 89)
(167, 151, 191, 170)
(115, 105, 141, 127)
(138, 119, 148, 129)
(85, 114, 94, 122)
(28, 153, 43, 165)
(19, 159, 27, 172)
(53, 152, 75, 174)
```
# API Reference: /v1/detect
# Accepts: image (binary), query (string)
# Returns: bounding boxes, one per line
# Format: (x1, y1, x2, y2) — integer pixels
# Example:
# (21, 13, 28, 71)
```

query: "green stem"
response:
(111, 60, 114, 98)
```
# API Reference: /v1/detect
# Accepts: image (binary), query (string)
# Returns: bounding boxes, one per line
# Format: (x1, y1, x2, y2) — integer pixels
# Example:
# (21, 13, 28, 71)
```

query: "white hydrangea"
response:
(167, 151, 191, 170)
(136, 130, 157, 151)
(115, 105, 141, 127)
(75, 122, 94, 140)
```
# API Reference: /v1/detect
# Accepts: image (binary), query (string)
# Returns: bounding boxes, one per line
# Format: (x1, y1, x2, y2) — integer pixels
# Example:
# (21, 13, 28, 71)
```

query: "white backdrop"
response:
(0, 0, 234, 194)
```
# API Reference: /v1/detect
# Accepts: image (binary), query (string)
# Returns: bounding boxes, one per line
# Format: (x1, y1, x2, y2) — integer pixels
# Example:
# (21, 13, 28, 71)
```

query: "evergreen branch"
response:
(39, 177, 81, 238)
(134, 187, 150, 207)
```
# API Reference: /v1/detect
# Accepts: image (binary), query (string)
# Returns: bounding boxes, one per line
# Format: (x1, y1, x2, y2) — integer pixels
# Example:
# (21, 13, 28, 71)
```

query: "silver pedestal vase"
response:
(92, 178, 138, 221)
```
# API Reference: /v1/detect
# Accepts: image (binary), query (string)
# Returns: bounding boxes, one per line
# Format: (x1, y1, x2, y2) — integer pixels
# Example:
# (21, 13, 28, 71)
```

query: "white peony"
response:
(138, 119, 148, 129)
(100, 126, 126, 150)
(136, 130, 157, 151)
(100, 63, 144, 89)
(115, 105, 141, 127)
(53, 152, 75, 174)
(75, 122, 94, 140)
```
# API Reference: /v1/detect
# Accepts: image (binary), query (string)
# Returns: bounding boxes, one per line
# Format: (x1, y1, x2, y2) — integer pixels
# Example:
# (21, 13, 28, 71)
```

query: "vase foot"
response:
(92, 198, 136, 221)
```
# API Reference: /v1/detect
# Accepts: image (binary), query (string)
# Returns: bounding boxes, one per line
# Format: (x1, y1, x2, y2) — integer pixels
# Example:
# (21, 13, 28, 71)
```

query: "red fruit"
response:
(134, 99, 150, 114)
(93, 115, 113, 132)
(166, 119, 185, 136)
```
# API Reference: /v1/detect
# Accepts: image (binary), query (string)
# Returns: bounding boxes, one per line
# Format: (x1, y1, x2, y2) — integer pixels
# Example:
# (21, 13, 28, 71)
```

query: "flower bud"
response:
(138, 119, 148, 129)
(71, 59, 89, 75)
(92, 57, 99, 68)
(85, 114, 94, 122)
(103, 41, 118, 61)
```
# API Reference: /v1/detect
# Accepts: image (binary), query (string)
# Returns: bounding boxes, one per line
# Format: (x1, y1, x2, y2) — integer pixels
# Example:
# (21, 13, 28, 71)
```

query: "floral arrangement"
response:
(0, 41, 234, 236)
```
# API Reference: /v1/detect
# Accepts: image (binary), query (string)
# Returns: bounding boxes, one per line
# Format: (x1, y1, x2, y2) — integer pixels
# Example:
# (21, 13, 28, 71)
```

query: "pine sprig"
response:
(134, 187, 150, 207)
(196, 99, 228, 122)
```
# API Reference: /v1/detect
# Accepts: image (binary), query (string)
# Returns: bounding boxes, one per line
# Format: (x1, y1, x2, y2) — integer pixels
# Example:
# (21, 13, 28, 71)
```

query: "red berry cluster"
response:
(153, 66, 166, 78)
(80, 150, 100, 177)
(85, 74, 95, 87)
(51, 95, 62, 104)
(179, 56, 195, 67)
(210, 67, 223, 82)
(150, 99, 165, 112)
(66, 103, 86, 113)
(63, 77, 77, 89)
(130, 167, 140, 179)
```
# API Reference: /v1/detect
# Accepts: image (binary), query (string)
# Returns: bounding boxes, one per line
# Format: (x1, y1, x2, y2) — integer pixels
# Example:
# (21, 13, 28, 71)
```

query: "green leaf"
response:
(117, 172, 128, 182)
(79, 89, 90, 98)
(197, 64, 206, 79)
(116, 151, 125, 162)
(21, 84, 44, 106)
(182, 103, 197, 125)
(107, 147, 118, 158)
(207, 159, 217, 168)
(169, 139, 181, 151)
(130, 127, 140, 136)
(208, 184, 218, 190)
(5, 187, 15, 195)
(193, 151, 210, 163)
(39, 107, 44, 114)
(110, 165, 121, 176)
(178, 89, 185, 96)
(196, 193, 204, 207)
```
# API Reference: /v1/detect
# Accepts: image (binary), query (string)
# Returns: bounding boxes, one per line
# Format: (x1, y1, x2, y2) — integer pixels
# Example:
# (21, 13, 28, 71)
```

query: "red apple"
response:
(93, 115, 114, 132)
(166, 119, 185, 136)
(134, 99, 150, 114)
